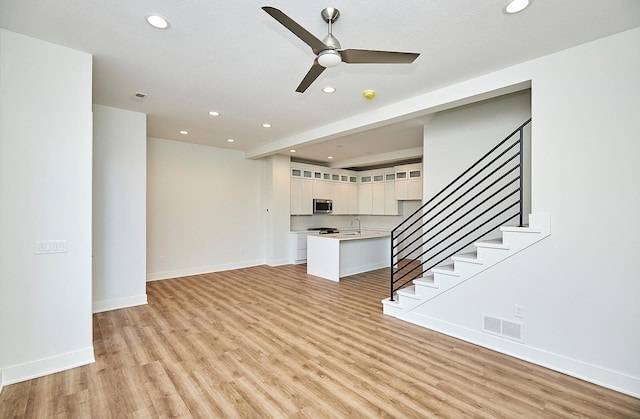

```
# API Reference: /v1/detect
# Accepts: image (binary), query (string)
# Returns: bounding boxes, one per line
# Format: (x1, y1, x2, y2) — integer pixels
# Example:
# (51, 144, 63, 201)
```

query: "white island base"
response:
(307, 232, 391, 282)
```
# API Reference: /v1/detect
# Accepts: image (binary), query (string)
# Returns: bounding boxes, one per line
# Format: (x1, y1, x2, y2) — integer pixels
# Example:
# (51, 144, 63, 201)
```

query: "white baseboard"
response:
(2, 347, 95, 386)
(266, 258, 291, 267)
(146, 259, 264, 281)
(401, 311, 640, 398)
(0, 369, 3, 394)
(92, 294, 148, 313)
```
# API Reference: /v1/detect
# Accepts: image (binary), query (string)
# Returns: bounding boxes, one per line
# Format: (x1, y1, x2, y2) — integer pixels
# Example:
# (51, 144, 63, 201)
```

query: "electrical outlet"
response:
(159, 256, 167, 263)
(514, 304, 524, 318)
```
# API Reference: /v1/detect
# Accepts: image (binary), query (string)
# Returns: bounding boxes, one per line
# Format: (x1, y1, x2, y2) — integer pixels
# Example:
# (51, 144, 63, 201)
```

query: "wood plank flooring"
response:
(1, 264, 638, 418)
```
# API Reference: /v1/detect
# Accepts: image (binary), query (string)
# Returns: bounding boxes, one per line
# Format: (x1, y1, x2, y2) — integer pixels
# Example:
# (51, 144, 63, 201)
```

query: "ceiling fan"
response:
(262, 6, 420, 93)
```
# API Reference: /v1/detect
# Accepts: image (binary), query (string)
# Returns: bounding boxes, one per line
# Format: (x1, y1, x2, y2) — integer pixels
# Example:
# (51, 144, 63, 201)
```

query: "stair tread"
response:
(397, 285, 421, 299)
(432, 264, 460, 277)
(501, 225, 542, 233)
(414, 276, 439, 289)
(451, 252, 484, 264)
(475, 238, 509, 249)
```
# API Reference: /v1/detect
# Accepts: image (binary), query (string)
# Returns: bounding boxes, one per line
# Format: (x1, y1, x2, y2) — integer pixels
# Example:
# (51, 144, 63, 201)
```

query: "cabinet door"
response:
(313, 179, 331, 199)
(385, 180, 398, 215)
(406, 169, 423, 200)
(347, 182, 358, 215)
(291, 178, 313, 215)
(291, 178, 302, 215)
(330, 181, 348, 214)
(407, 179, 422, 200)
(358, 182, 373, 215)
(372, 182, 385, 215)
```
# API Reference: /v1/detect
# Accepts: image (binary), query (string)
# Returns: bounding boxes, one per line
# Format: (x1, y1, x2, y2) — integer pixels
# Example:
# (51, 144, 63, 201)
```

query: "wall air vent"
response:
(482, 314, 523, 342)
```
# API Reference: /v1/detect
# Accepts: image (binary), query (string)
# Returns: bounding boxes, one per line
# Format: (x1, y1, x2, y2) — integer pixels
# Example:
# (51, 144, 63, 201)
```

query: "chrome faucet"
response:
(352, 218, 361, 235)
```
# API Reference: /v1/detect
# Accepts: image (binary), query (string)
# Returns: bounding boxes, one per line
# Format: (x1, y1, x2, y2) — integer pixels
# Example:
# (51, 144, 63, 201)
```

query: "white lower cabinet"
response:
(290, 232, 318, 264)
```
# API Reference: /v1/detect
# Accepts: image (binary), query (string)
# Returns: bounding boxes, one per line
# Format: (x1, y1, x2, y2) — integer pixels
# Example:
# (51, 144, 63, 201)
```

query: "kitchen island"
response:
(307, 231, 391, 281)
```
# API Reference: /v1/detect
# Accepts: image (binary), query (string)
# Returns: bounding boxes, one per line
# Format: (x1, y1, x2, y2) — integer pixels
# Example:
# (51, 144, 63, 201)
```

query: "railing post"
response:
(519, 126, 524, 227)
(390, 233, 395, 301)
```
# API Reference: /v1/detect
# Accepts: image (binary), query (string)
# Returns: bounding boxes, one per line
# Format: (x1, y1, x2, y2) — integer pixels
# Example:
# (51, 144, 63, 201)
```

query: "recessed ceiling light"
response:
(146, 14, 170, 29)
(227, 138, 235, 143)
(179, 130, 188, 135)
(208, 111, 220, 116)
(322, 86, 336, 94)
(290, 149, 296, 153)
(262, 123, 272, 128)
(505, 0, 530, 14)
(327, 156, 333, 159)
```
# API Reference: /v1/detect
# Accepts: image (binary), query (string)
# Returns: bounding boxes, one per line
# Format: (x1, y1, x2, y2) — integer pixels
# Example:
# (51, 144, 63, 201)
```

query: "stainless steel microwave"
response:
(313, 199, 333, 214)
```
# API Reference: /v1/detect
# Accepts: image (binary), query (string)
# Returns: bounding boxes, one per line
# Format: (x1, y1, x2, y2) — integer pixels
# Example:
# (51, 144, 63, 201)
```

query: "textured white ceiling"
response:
(1, 0, 639, 167)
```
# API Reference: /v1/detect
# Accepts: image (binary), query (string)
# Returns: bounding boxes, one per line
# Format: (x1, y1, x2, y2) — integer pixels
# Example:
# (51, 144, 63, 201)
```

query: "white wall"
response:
(264, 154, 292, 266)
(93, 105, 147, 312)
(146, 138, 266, 280)
(410, 28, 640, 396)
(424, 91, 531, 197)
(422, 91, 532, 242)
(0, 30, 94, 385)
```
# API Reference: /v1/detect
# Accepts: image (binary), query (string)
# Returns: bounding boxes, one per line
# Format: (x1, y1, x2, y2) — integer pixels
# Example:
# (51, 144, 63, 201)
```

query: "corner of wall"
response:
(92, 294, 148, 314)
(1, 347, 95, 387)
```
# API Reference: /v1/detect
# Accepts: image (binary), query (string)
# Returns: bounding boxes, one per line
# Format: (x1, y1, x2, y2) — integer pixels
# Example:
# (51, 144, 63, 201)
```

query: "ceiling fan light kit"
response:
(262, 6, 420, 92)
(317, 50, 341, 68)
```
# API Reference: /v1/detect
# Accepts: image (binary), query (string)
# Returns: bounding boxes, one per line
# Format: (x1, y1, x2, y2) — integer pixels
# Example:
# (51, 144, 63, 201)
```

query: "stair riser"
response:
(452, 262, 484, 277)
(382, 213, 551, 318)
(475, 247, 510, 264)
(412, 285, 440, 299)
(382, 303, 405, 317)
(501, 232, 542, 249)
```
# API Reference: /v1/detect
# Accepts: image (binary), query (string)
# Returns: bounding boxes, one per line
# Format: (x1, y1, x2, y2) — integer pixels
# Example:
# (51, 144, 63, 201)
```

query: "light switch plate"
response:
(35, 240, 67, 254)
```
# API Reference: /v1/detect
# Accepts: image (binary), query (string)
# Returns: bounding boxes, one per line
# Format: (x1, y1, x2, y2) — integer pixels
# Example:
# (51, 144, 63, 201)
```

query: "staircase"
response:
(382, 119, 544, 318)
(382, 212, 550, 317)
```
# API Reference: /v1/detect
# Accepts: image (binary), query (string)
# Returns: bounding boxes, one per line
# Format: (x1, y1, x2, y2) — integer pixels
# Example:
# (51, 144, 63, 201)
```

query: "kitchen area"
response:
(289, 161, 423, 281)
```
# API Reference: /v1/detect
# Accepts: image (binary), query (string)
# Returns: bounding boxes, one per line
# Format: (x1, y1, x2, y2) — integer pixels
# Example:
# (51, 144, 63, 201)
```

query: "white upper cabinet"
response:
(312, 170, 331, 200)
(395, 163, 423, 201)
(331, 170, 357, 215)
(291, 166, 313, 215)
(291, 161, 420, 215)
(358, 169, 398, 215)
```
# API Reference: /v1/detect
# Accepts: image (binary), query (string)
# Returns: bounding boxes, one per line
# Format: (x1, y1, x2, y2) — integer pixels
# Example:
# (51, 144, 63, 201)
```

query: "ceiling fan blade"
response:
(296, 61, 326, 93)
(262, 6, 327, 55)
(340, 49, 420, 64)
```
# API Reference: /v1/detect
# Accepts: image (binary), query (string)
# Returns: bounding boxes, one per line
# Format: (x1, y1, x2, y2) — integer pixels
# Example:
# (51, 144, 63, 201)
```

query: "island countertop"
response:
(307, 231, 390, 281)
(316, 230, 390, 241)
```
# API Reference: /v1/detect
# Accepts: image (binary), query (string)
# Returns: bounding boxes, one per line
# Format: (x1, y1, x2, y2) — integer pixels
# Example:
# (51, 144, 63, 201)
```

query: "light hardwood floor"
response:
(1, 264, 638, 418)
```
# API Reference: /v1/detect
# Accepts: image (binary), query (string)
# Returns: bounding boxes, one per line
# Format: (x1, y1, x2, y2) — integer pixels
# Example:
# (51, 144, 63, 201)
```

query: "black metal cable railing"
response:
(390, 119, 531, 301)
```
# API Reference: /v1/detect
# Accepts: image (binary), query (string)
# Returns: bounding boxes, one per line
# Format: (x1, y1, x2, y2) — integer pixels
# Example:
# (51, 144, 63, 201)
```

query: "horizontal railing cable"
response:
(390, 118, 531, 301)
